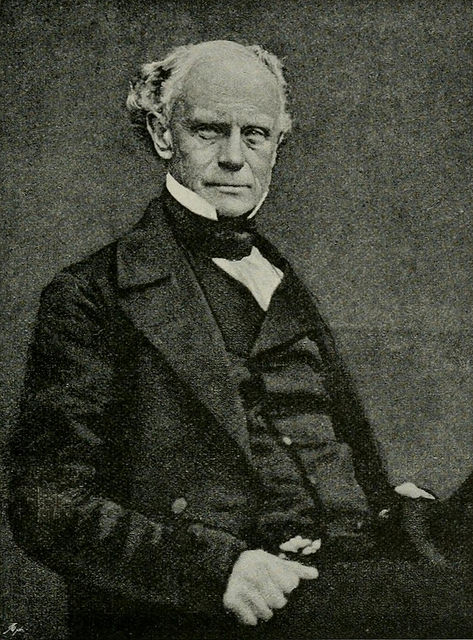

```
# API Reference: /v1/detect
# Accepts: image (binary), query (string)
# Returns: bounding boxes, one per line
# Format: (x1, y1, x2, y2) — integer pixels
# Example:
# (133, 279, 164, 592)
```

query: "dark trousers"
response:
(68, 557, 473, 640)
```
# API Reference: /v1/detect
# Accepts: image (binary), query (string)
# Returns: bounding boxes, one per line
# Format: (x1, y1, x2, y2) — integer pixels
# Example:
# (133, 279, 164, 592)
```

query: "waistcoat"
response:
(190, 251, 372, 555)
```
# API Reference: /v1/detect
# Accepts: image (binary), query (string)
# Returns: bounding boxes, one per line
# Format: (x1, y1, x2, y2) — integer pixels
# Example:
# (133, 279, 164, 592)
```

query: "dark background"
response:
(1, 0, 472, 637)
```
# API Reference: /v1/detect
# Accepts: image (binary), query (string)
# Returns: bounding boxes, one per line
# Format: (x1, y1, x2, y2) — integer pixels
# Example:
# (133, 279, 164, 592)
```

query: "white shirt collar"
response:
(166, 172, 267, 221)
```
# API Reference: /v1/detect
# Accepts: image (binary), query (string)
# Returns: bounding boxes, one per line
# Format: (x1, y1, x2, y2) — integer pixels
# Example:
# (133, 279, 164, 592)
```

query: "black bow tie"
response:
(165, 190, 258, 260)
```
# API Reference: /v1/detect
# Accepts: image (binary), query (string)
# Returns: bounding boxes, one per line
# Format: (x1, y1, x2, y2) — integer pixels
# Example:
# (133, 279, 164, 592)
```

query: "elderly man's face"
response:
(166, 55, 283, 217)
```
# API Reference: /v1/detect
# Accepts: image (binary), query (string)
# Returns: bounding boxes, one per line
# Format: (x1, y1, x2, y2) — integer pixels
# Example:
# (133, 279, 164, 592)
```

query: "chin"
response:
(213, 196, 258, 218)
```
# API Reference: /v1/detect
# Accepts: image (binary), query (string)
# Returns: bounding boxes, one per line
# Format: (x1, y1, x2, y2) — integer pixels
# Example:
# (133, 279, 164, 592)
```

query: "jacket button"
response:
(282, 436, 292, 446)
(378, 508, 390, 519)
(171, 497, 188, 515)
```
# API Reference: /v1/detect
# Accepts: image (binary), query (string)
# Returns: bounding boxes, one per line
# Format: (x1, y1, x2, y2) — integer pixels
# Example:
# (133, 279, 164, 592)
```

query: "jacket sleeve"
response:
(8, 271, 246, 615)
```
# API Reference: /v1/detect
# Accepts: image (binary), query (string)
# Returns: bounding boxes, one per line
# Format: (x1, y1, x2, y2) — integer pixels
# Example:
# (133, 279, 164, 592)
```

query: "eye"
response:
(243, 127, 269, 146)
(194, 125, 221, 140)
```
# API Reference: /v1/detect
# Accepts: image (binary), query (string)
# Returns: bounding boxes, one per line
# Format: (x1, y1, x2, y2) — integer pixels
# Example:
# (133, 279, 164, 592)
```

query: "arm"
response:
(310, 311, 453, 559)
(308, 313, 396, 513)
(8, 270, 246, 614)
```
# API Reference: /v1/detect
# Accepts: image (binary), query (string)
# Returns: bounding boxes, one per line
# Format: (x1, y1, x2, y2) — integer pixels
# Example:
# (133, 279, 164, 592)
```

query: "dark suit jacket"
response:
(9, 193, 396, 618)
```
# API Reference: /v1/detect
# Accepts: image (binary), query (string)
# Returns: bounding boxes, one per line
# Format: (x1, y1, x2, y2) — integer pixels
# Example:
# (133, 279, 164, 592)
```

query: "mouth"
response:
(205, 182, 251, 192)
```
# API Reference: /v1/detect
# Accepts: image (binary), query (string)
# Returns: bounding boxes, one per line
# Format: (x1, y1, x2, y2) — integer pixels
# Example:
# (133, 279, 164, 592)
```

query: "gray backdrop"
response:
(1, 0, 472, 637)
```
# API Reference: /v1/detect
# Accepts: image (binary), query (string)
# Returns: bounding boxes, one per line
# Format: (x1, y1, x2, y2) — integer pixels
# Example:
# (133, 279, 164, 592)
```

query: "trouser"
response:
(68, 556, 473, 640)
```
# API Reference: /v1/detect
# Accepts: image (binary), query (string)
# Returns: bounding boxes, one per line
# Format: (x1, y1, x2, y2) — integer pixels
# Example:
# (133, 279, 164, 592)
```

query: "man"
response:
(9, 40, 473, 639)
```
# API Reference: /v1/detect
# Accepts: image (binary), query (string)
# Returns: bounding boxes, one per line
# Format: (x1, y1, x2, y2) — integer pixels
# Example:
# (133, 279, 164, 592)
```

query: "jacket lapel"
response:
(251, 261, 317, 357)
(116, 197, 251, 460)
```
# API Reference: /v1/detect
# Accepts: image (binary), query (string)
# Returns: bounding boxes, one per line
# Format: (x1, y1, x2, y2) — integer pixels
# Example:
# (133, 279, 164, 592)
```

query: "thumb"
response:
(285, 561, 319, 580)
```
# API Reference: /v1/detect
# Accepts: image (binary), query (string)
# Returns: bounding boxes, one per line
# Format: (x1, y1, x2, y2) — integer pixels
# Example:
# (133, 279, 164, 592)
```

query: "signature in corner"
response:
(2, 623, 26, 637)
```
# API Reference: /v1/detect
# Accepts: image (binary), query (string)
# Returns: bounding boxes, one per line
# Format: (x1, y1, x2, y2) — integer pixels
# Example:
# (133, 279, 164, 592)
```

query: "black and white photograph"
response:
(1, 1, 472, 638)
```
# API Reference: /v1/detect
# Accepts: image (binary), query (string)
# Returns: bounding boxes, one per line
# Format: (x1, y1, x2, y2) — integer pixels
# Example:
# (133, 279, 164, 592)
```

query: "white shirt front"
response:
(166, 173, 283, 311)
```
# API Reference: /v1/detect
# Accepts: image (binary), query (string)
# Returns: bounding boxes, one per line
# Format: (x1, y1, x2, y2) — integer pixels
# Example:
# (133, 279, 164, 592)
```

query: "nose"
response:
(218, 127, 244, 171)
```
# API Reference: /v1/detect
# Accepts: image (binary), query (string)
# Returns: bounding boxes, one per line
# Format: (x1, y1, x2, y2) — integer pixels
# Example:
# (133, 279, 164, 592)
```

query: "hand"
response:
(279, 535, 322, 556)
(223, 549, 318, 626)
(395, 482, 436, 500)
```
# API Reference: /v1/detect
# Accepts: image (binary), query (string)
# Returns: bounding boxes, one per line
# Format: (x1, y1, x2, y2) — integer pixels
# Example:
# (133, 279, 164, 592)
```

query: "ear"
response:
(146, 112, 174, 160)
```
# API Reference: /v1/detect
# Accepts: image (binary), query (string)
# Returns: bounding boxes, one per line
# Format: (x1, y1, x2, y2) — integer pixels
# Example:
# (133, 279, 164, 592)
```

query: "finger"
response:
(301, 546, 316, 555)
(279, 536, 313, 552)
(260, 568, 288, 609)
(269, 568, 299, 609)
(244, 591, 274, 621)
(284, 560, 319, 580)
(298, 537, 313, 548)
(267, 591, 288, 610)
(301, 539, 322, 555)
(279, 538, 300, 552)
(233, 601, 258, 626)
(270, 561, 301, 593)
(279, 572, 300, 594)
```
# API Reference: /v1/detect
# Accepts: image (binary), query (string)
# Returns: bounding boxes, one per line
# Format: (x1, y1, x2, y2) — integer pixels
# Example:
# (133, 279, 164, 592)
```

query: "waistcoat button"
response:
(171, 497, 188, 515)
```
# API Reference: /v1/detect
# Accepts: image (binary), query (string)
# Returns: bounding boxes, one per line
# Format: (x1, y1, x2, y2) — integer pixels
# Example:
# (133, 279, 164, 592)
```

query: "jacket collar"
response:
(116, 195, 176, 289)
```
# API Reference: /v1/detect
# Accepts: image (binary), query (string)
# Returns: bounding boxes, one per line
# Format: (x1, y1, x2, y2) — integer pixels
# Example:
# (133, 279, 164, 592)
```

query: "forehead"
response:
(176, 53, 282, 126)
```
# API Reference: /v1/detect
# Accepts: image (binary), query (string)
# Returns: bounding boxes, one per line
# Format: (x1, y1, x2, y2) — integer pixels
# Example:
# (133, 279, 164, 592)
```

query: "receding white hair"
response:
(126, 40, 292, 143)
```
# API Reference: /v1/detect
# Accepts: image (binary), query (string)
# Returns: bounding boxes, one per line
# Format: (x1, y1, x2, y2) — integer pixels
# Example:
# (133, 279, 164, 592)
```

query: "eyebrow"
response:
(186, 108, 275, 130)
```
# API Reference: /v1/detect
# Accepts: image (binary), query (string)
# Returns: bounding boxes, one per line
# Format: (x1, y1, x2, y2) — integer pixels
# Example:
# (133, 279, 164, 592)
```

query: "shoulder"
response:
(42, 240, 120, 308)
(66, 241, 119, 286)
(42, 196, 165, 303)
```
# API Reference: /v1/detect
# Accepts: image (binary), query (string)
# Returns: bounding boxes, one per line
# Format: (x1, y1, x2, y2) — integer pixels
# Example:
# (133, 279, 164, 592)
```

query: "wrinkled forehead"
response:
(176, 46, 282, 124)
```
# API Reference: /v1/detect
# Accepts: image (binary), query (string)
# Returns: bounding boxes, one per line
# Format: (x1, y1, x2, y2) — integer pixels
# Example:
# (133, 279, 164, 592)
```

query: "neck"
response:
(163, 186, 258, 260)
